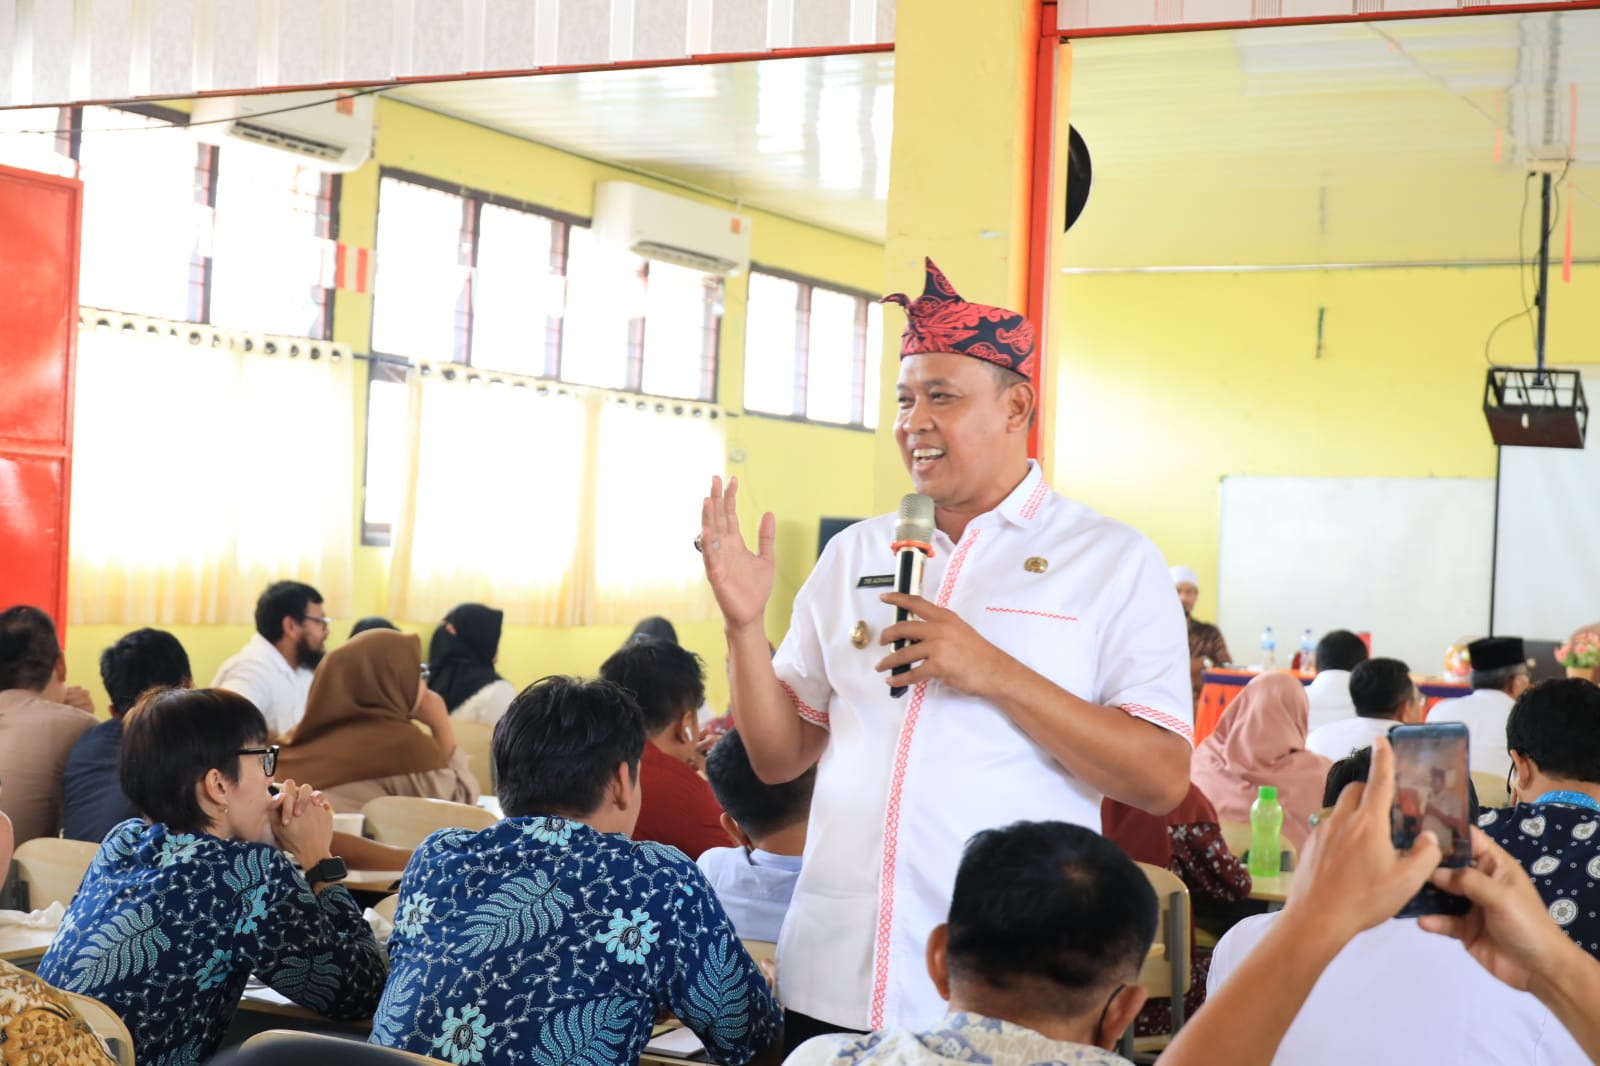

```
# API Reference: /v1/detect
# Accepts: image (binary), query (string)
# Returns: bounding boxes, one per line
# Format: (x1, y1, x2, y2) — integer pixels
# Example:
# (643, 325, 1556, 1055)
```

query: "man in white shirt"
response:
(699, 258, 1192, 1045)
(1208, 748, 1587, 1066)
(211, 580, 329, 738)
(697, 729, 813, 942)
(1304, 629, 1369, 733)
(1429, 636, 1529, 780)
(1305, 657, 1420, 760)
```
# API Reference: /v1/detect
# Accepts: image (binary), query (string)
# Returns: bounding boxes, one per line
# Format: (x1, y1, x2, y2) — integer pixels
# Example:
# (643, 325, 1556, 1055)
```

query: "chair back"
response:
(362, 796, 499, 849)
(13, 837, 100, 909)
(1470, 770, 1509, 810)
(62, 991, 134, 1066)
(372, 892, 400, 923)
(452, 720, 497, 790)
(1120, 862, 1193, 1057)
(244, 1029, 448, 1062)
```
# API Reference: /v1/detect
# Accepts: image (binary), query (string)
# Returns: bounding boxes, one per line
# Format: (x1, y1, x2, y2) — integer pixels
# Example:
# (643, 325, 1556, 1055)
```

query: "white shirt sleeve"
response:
(212, 658, 286, 737)
(772, 543, 840, 730)
(1096, 535, 1195, 745)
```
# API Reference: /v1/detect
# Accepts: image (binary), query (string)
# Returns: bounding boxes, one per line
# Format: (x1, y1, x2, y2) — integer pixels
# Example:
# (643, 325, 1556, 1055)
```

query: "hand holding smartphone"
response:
(1390, 722, 1473, 917)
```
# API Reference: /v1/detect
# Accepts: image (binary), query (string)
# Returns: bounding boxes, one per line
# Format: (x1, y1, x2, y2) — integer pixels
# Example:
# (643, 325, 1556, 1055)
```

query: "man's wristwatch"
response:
(303, 856, 349, 885)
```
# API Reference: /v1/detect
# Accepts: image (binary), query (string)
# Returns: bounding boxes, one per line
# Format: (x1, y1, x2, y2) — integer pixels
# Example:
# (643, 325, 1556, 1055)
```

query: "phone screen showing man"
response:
(1390, 722, 1472, 916)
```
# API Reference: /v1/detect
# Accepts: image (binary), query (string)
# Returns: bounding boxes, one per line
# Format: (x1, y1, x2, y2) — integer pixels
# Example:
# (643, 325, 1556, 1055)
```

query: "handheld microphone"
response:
(889, 493, 935, 699)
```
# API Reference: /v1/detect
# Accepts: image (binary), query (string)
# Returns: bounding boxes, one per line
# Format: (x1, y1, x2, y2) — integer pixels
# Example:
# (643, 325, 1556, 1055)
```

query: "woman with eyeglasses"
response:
(275, 628, 480, 814)
(36, 687, 388, 1065)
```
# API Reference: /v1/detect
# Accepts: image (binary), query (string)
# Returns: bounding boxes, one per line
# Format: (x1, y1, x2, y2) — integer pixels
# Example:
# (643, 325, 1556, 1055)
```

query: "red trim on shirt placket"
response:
(868, 528, 982, 1029)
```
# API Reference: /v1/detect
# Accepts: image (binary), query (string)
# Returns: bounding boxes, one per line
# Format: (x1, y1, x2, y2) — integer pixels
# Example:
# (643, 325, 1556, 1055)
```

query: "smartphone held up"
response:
(1389, 722, 1473, 917)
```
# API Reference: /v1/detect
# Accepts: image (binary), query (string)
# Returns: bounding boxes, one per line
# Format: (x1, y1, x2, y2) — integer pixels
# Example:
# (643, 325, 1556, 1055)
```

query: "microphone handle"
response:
(890, 545, 924, 698)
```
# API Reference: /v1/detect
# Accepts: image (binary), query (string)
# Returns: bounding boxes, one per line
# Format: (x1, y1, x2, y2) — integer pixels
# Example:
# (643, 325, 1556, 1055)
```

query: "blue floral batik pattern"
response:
(37, 819, 388, 1066)
(370, 816, 782, 1066)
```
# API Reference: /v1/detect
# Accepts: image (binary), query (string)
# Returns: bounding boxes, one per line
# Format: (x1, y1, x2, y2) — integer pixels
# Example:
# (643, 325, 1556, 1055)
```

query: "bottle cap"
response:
(1258, 785, 1278, 800)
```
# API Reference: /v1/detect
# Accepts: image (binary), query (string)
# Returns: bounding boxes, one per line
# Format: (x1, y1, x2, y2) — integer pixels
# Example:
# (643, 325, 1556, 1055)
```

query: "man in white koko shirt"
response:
(699, 258, 1193, 1048)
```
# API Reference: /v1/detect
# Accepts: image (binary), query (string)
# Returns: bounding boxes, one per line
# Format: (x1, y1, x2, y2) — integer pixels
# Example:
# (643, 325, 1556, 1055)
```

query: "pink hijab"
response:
(1191, 671, 1332, 849)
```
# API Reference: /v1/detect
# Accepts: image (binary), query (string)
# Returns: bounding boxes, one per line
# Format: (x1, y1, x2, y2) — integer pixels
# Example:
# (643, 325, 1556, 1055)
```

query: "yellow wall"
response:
(63, 96, 884, 714)
(1051, 264, 1600, 622)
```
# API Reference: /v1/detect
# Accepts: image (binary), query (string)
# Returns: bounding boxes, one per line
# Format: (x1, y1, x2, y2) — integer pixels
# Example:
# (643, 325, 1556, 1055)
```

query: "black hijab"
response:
(428, 603, 505, 712)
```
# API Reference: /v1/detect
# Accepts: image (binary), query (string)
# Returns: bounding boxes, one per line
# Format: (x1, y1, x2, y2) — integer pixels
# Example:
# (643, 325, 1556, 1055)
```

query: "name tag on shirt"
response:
(857, 574, 894, 588)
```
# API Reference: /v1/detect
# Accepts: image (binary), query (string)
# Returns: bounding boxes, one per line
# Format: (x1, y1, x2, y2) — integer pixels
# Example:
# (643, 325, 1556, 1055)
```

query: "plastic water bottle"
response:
(1298, 628, 1315, 672)
(1249, 786, 1284, 880)
(1259, 626, 1277, 670)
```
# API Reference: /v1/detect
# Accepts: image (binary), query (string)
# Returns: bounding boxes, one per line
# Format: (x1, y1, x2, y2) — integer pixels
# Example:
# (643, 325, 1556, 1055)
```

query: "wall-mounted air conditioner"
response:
(592, 181, 751, 276)
(190, 91, 375, 173)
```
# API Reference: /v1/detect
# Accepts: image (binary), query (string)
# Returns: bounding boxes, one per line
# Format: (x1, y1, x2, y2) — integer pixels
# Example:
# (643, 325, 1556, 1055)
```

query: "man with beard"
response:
(213, 580, 329, 738)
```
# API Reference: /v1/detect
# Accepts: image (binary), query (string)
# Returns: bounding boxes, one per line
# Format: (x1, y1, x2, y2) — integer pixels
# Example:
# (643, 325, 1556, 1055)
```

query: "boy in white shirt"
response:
(697, 729, 815, 942)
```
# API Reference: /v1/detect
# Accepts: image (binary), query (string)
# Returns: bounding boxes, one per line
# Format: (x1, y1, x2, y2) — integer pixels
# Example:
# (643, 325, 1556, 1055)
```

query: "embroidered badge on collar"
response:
(850, 621, 871, 649)
(1024, 557, 1048, 574)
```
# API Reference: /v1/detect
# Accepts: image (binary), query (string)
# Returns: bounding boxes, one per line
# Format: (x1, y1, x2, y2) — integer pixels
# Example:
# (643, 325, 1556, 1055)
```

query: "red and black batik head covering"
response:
(882, 257, 1037, 378)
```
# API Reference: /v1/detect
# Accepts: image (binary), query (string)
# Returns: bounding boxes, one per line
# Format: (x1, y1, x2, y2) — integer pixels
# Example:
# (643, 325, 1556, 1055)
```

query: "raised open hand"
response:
(700, 476, 777, 632)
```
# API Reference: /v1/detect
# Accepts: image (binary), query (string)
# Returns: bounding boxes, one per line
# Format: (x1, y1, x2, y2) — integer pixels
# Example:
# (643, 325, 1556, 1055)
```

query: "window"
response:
(64, 104, 334, 334)
(743, 269, 882, 428)
(361, 360, 410, 545)
(209, 137, 337, 337)
(0, 107, 73, 176)
(369, 171, 721, 400)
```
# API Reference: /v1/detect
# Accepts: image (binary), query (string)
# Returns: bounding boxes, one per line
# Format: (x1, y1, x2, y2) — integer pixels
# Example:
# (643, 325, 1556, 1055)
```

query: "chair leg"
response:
(1169, 891, 1189, 1032)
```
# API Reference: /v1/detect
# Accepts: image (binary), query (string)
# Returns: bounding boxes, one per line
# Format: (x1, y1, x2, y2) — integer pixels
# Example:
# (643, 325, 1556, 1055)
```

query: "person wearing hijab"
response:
(349, 616, 399, 638)
(628, 615, 679, 646)
(1190, 671, 1331, 850)
(428, 604, 517, 725)
(276, 629, 480, 814)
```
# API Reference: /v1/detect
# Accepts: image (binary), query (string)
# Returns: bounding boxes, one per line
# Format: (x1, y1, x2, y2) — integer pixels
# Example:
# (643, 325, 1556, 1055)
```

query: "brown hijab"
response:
(1190, 670, 1332, 850)
(275, 629, 448, 789)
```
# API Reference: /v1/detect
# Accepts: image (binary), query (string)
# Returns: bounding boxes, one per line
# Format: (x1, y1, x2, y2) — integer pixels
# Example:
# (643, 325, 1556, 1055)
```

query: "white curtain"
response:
(387, 366, 726, 626)
(586, 398, 725, 625)
(68, 311, 355, 624)
(387, 370, 588, 626)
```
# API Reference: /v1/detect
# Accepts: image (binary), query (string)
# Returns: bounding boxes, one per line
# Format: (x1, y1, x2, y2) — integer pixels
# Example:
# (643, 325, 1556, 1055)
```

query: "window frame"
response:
(360, 355, 411, 547)
(369, 167, 721, 402)
(66, 103, 338, 339)
(741, 263, 881, 432)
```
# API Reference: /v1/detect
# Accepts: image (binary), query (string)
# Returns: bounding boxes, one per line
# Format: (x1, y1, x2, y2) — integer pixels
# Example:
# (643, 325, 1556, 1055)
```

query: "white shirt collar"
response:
(247, 632, 298, 677)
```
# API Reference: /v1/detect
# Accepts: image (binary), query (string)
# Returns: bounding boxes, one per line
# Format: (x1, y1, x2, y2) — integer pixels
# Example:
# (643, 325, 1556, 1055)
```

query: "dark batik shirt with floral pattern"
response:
(1478, 801, 1600, 957)
(369, 816, 782, 1066)
(37, 819, 387, 1066)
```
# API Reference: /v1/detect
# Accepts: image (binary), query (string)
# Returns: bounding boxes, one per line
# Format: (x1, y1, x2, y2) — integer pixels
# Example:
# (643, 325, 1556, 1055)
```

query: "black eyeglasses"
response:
(300, 615, 332, 630)
(238, 745, 280, 777)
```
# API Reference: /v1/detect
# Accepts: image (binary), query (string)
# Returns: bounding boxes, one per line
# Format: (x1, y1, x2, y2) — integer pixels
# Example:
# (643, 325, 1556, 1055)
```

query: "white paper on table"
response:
(645, 1026, 708, 1060)
(0, 902, 65, 929)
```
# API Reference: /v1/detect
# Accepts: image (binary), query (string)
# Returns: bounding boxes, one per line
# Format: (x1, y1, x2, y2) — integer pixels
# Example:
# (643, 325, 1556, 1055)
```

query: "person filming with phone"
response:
(698, 257, 1192, 1046)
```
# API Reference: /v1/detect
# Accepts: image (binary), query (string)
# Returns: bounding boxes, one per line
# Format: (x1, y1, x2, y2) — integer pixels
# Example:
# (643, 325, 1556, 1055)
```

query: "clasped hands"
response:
(874, 592, 1012, 698)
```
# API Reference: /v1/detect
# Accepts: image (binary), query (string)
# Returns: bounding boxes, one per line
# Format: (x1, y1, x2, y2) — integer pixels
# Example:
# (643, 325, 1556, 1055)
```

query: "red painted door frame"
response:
(0, 163, 82, 633)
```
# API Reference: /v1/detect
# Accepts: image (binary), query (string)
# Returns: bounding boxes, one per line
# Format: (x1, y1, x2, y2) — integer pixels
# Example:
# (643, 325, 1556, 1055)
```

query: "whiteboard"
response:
(1493, 367, 1600, 641)
(1218, 477, 1494, 673)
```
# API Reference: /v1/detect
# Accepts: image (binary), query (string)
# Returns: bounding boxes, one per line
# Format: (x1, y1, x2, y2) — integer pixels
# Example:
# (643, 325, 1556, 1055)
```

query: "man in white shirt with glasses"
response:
(213, 580, 329, 739)
(699, 258, 1192, 1048)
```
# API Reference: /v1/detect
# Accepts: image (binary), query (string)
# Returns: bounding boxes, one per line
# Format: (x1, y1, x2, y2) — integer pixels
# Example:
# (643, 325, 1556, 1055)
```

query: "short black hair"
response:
(1349, 658, 1413, 720)
(0, 605, 61, 692)
(493, 676, 647, 818)
(705, 730, 815, 839)
(254, 581, 323, 643)
(1316, 630, 1370, 673)
(946, 821, 1156, 1017)
(100, 629, 192, 717)
(349, 617, 398, 638)
(1323, 745, 1482, 821)
(598, 639, 706, 735)
(119, 688, 268, 834)
(1507, 679, 1600, 785)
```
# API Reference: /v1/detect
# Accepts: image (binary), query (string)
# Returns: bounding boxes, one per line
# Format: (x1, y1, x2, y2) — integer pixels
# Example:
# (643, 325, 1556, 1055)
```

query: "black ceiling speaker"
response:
(1064, 125, 1092, 232)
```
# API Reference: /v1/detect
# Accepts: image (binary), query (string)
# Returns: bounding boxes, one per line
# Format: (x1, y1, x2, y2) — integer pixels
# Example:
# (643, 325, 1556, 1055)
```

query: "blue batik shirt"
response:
(1479, 801, 1600, 957)
(37, 819, 388, 1066)
(369, 816, 783, 1066)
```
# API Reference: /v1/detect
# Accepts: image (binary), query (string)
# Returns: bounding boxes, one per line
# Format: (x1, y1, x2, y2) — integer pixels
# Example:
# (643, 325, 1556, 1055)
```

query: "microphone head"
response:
(893, 493, 935, 544)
